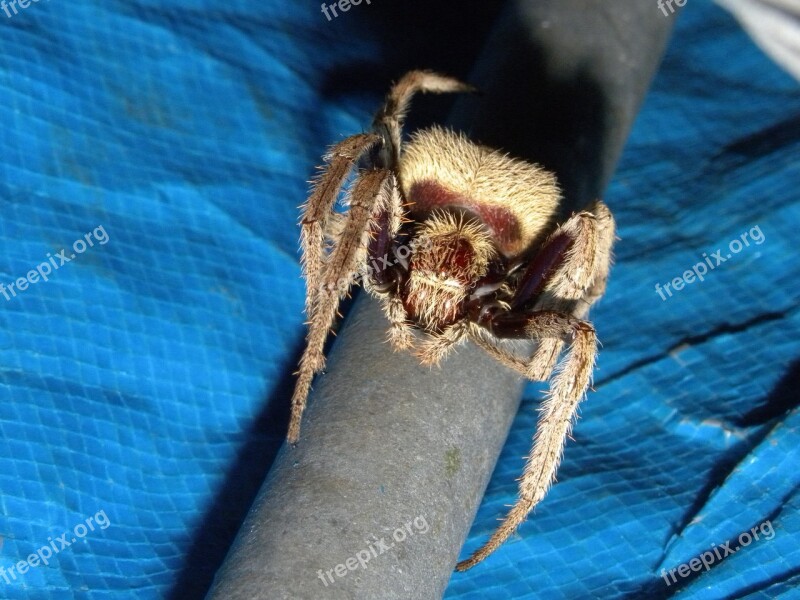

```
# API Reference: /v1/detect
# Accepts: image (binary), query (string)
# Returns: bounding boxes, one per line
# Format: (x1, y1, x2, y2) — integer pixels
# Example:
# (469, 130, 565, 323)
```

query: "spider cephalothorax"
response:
(288, 71, 615, 570)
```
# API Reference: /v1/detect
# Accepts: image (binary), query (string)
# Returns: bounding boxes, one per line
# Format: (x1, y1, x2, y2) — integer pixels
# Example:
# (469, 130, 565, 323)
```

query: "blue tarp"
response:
(0, 1, 797, 598)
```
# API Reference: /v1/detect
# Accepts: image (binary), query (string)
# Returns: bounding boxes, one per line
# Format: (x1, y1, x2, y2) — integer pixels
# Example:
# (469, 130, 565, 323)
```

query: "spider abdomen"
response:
(399, 125, 562, 258)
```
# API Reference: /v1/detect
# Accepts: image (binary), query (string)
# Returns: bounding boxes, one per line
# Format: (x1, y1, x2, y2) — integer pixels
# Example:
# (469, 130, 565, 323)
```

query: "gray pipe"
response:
(207, 2, 675, 598)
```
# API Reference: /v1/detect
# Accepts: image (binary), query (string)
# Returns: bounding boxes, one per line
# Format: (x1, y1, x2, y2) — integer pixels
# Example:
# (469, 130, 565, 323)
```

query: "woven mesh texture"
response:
(0, 1, 797, 598)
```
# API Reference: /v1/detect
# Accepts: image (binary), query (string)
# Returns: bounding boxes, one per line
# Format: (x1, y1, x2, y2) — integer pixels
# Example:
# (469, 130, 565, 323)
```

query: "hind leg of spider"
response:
(456, 202, 614, 570)
(521, 199, 615, 378)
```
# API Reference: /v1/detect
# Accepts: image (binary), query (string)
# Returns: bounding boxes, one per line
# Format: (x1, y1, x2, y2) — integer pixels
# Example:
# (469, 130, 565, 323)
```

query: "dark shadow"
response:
(735, 357, 800, 426)
(166, 341, 300, 600)
(454, 49, 609, 219)
(713, 114, 800, 165)
(443, 6, 666, 218)
(318, 0, 505, 134)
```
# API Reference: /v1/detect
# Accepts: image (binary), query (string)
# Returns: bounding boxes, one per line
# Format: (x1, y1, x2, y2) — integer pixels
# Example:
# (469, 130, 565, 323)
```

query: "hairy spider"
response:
(288, 70, 615, 570)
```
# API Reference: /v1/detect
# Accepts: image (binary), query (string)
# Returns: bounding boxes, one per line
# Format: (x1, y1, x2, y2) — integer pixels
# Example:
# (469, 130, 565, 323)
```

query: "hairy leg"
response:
(527, 200, 615, 377)
(300, 133, 382, 318)
(471, 204, 612, 381)
(415, 321, 469, 367)
(372, 70, 474, 169)
(469, 324, 542, 380)
(457, 203, 614, 569)
(361, 175, 415, 351)
(289, 169, 396, 443)
(378, 294, 415, 351)
(456, 312, 596, 571)
(574, 200, 615, 317)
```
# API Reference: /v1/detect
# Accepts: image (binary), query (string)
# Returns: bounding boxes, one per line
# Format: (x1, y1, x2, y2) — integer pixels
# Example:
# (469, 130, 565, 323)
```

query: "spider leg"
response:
(361, 176, 416, 351)
(526, 200, 615, 378)
(300, 133, 382, 319)
(468, 204, 613, 381)
(289, 168, 395, 443)
(376, 294, 415, 351)
(468, 324, 537, 379)
(323, 212, 346, 245)
(466, 221, 576, 379)
(372, 70, 474, 169)
(574, 200, 615, 317)
(415, 321, 470, 367)
(456, 311, 596, 571)
(457, 203, 614, 570)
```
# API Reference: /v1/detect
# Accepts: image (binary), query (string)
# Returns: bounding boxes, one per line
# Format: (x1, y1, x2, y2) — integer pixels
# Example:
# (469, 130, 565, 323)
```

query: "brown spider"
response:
(288, 70, 615, 571)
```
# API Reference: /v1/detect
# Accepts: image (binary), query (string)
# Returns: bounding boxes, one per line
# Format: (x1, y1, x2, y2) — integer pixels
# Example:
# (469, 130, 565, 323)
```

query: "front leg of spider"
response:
(456, 209, 611, 571)
(289, 165, 397, 444)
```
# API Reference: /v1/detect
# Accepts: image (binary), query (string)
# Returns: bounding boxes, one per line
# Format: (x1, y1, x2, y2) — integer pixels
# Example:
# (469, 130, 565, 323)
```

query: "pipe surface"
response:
(208, 2, 675, 598)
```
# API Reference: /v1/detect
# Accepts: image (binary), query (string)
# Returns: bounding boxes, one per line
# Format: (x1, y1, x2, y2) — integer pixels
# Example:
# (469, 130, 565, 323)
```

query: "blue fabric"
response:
(0, 1, 797, 598)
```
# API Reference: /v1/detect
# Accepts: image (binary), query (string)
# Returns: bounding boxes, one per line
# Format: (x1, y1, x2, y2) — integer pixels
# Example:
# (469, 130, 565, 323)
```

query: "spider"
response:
(288, 70, 615, 571)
